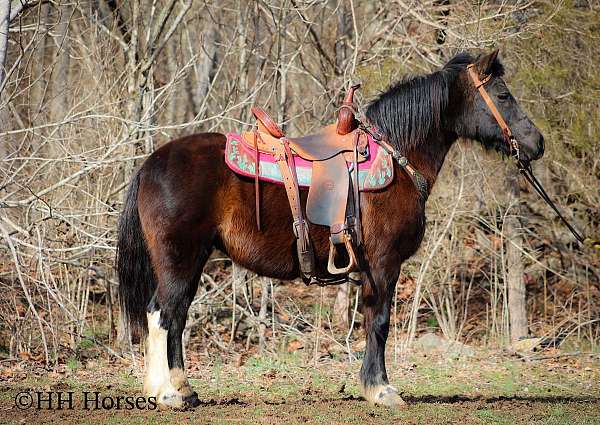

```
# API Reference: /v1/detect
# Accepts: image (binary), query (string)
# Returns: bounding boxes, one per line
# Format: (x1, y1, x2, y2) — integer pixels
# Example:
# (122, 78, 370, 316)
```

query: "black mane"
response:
(365, 52, 504, 152)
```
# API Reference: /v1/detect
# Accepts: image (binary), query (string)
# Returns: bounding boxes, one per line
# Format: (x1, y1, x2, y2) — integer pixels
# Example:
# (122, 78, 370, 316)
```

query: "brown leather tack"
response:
(467, 64, 514, 149)
(253, 131, 261, 231)
(251, 106, 285, 138)
(249, 85, 363, 281)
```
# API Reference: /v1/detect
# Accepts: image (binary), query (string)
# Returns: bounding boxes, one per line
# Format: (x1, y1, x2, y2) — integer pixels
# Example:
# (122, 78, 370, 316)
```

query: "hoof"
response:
(183, 392, 201, 408)
(364, 385, 406, 408)
(156, 391, 185, 409)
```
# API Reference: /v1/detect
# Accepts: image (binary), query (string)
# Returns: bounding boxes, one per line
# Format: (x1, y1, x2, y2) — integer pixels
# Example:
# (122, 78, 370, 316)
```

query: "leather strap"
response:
(253, 131, 261, 231)
(283, 140, 304, 238)
(274, 140, 313, 278)
(352, 131, 362, 246)
(466, 64, 516, 154)
(376, 137, 429, 199)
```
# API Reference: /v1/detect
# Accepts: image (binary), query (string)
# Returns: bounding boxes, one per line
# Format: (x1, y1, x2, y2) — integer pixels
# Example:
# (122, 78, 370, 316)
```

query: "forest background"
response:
(0, 0, 598, 374)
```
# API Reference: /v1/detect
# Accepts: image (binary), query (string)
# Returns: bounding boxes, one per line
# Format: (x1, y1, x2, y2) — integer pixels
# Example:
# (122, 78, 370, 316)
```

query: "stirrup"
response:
(327, 233, 358, 275)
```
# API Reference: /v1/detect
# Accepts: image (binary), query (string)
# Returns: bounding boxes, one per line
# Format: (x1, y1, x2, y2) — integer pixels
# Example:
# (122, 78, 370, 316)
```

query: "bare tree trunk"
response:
(188, 14, 218, 115)
(167, 40, 184, 126)
(51, 1, 73, 121)
(274, 4, 289, 130)
(117, 0, 139, 345)
(434, 0, 451, 48)
(333, 281, 350, 328)
(141, 65, 155, 153)
(332, 0, 353, 329)
(0, 0, 10, 94)
(258, 277, 270, 354)
(0, 0, 11, 160)
(334, 0, 351, 77)
(193, 22, 217, 113)
(506, 167, 528, 342)
(126, 0, 140, 127)
(236, 1, 248, 120)
(31, 2, 50, 114)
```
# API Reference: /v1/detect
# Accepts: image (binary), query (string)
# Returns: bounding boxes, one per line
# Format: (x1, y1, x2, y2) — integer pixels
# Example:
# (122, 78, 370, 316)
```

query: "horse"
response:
(117, 50, 544, 408)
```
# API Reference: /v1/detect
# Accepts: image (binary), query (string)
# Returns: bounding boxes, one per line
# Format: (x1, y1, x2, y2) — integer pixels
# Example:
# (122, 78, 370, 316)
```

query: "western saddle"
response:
(249, 85, 367, 284)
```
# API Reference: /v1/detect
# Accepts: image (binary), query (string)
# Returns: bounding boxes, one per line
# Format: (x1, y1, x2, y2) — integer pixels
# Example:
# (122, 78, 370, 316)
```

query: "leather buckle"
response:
(292, 219, 302, 238)
(330, 222, 348, 235)
(509, 137, 520, 160)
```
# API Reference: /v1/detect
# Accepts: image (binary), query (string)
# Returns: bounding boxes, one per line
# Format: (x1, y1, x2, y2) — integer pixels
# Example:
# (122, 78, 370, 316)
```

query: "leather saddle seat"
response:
(229, 130, 393, 190)
(245, 108, 368, 237)
(251, 107, 363, 161)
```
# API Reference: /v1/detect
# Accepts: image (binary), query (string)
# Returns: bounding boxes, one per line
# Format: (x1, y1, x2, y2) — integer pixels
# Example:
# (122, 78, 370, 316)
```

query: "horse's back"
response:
(134, 131, 425, 281)
(141, 132, 227, 190)
(135, 132, 305, 279)
(136, 133, 228, 243)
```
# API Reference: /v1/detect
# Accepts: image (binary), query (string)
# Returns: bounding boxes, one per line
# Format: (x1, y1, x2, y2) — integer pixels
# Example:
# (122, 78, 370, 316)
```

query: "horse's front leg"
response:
(359, 268, 405, 407)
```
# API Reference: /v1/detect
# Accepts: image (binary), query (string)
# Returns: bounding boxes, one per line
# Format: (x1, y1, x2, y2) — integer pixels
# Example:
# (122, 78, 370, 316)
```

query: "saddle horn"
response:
(336, 84, 361, 135)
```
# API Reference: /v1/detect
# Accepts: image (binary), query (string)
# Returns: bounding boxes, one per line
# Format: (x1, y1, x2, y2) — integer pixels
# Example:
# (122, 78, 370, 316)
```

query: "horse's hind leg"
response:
(143, 239, 212, 408)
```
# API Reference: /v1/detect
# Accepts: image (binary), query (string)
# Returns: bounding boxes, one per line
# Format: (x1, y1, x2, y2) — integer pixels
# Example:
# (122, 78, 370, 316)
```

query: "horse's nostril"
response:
(537, 135, 545, 157)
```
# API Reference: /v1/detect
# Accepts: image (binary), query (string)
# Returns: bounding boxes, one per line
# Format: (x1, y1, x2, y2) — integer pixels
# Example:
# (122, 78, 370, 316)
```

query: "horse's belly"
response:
(215, 205, 301, 280)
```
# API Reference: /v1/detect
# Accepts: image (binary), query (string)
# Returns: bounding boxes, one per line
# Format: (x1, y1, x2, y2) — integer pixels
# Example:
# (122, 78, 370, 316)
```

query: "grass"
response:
(2, 348, 599, 424)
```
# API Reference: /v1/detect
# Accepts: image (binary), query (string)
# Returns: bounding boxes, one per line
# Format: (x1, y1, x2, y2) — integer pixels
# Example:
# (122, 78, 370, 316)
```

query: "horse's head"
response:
(456, 50, 545, 162)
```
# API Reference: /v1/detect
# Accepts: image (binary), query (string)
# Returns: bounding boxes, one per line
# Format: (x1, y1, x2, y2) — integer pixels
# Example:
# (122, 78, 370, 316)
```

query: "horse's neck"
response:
(405, 132, 456, 192)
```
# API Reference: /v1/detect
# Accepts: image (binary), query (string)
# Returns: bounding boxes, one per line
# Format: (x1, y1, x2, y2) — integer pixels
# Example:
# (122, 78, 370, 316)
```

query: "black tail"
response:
(117, 168, 156, 337)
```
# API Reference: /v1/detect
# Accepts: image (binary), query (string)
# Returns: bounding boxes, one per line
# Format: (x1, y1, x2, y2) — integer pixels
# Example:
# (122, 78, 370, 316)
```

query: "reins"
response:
(516, 159, 591, 246)
(467, 63, 599, 251)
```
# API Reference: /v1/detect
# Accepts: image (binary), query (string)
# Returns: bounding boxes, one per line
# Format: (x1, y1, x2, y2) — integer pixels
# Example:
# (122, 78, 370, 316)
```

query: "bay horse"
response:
(117, 51, 544, 408)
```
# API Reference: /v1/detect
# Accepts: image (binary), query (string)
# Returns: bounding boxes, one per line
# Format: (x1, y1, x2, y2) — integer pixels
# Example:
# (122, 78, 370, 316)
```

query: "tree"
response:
(51, 1, 73, 122)
(332, 0, 354, 329)
(0, 0, 10, 93)
(506, 168, 528, 342)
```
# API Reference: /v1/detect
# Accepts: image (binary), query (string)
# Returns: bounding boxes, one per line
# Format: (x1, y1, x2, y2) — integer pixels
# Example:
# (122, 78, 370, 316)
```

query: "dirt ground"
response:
(1, 348, 599, 424)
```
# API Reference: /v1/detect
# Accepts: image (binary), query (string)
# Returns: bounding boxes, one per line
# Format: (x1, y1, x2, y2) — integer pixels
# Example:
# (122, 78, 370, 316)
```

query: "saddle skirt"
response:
(224, 132, 394, 191)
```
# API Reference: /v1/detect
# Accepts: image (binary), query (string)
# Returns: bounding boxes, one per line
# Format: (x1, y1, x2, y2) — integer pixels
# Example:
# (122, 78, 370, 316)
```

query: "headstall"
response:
(466, 63, 598, 251)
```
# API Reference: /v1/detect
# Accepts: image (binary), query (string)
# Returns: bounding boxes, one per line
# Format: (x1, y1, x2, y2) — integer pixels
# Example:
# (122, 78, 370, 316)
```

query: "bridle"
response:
(467, 63, 599, 251)
(467, 64, 520, 161)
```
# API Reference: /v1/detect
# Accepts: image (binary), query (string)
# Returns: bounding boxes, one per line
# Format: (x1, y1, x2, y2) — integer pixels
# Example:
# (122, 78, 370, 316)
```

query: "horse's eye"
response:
(497, 93, 510, 101)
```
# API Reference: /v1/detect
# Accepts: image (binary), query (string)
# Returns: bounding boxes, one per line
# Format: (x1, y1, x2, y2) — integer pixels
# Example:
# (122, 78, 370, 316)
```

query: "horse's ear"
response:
(476, 49, 500, 76)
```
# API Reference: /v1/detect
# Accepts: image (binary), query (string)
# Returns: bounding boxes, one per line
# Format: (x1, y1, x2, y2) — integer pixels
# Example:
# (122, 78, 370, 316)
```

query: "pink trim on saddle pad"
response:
(224, 132, 394, 191)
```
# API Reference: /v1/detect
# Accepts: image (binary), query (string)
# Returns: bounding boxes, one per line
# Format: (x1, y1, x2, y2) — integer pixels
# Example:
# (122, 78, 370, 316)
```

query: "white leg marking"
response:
(143, 311, 183, 407)
(362, 384, 406, 408)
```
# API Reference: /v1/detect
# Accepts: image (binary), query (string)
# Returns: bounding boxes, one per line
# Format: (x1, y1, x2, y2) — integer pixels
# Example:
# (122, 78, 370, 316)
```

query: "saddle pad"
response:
(224, 132, 394, 191)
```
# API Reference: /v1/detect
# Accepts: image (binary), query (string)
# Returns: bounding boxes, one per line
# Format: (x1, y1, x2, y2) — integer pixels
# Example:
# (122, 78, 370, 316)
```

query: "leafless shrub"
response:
(0, 0, 598, 367)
